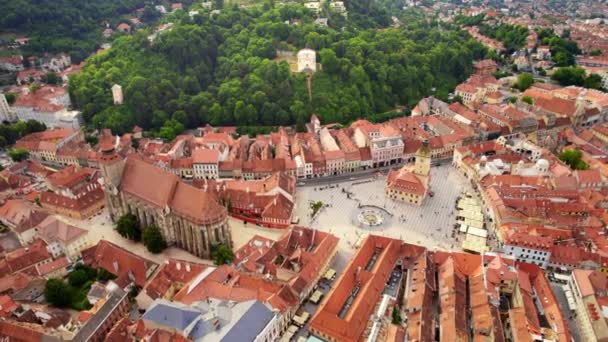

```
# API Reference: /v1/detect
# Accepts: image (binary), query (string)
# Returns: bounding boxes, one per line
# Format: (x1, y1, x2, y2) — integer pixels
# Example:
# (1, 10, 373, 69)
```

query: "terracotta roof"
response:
(120, 157, 226, 225)
(143, 259, 208, 300)
(120, 156, 180, 208)
(81, 240, 157, 288)
(534, 96, 578, 117)
(13, 85, 67, 113)
(386, 167, 428, 196)
(0, 272, 34, 294)
(0, 199, 48, 233)
(169, 181, 226, 225)
(5, 239, 50, 273)
(0, 321, 44, 342)
(35, 256, 70, 276)
(310, 235, 426, 342)
(192, 148, 219, 164)
(575, 170, 602, 184)
(0, 295, 18, 317)
(40, 187, 105, 212)
(35, 216, 87, 244)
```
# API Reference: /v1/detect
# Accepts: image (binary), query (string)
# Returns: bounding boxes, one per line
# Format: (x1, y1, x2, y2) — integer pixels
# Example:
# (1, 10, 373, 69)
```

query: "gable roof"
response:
(81, 240, 157, 288)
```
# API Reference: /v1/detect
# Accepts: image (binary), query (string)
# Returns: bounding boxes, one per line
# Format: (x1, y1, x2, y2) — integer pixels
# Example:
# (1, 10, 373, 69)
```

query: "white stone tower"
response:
(297, 48, 316, 73)
(112, 84, 123, 105)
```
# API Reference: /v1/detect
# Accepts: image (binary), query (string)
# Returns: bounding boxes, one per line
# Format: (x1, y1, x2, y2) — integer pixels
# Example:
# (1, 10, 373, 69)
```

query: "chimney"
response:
(176, 262, 181, 271)
(186, 263, 191, 272)
(113, 261, 119, 273)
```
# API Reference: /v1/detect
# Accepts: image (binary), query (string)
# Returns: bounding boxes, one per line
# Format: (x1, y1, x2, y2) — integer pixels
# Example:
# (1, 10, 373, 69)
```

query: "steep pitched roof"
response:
(81, 240, 157, 288)
(36, 216, 87, 244)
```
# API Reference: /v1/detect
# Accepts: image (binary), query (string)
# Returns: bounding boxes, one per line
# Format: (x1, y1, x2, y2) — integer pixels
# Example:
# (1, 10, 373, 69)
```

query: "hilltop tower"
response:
(111, 84, 123, 105)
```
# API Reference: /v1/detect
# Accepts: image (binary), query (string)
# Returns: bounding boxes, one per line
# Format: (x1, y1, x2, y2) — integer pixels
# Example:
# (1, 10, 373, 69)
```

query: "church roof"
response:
(120, 156, 226, 225)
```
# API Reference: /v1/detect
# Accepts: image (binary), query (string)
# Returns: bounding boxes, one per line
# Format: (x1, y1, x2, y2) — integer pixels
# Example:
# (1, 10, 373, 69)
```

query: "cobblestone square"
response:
(294, 164, 473, 272)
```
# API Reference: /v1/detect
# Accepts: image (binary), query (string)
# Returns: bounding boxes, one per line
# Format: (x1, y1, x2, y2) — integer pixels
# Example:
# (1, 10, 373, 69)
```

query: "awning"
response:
(280, 332, 294, 342)
(293, 312, 311, 326)
(293, 316, 305, 326)
(309, 290, 323, 304)
(324, 269, 336, 280)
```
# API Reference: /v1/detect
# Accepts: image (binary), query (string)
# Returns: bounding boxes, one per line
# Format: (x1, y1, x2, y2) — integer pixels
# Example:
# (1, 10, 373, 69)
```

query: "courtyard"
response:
(294, 164, 474, 272)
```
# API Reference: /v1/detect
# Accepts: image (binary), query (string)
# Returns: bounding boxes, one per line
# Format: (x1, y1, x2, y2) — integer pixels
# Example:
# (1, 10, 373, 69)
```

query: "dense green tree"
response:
(521, 96, 534, 105)
(0, 0, 158, 61)
(514, 73, 534, 91)
(212, 243, 234, 265)
(4, 93, 16, 105)
(159, 119, 185, 142)
(43, 72, 60, 85)
(45, 278, 72, 307)
(584, 74, 604, 91)
(8, 148, 29, 162)
(559, 149, 589, 170)
(551, 67, 586, 86)
(590, 49, 602, 56)
(478, 24, 529, 52)
(115, 213, 141, 241)
(97, 268, 117, 281)
(68, 5, 486, 130)
(68, 270, 91, 288)
(392, 307, 402, 325)
(537, 28, 580, 66)
(143, 226, 167, 254)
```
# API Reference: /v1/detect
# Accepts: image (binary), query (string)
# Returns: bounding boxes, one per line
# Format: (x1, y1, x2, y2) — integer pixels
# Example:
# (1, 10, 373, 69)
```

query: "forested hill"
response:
(69, 4, 488, 135)
(0, 0, 168, 62)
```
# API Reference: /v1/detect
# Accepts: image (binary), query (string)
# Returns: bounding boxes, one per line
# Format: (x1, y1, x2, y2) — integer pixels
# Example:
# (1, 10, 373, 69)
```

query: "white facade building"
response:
(12, 86, 82, 129)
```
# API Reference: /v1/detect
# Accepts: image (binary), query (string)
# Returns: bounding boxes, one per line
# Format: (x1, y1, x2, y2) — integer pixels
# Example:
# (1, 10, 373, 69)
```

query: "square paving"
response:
(294, 164, 474, 272)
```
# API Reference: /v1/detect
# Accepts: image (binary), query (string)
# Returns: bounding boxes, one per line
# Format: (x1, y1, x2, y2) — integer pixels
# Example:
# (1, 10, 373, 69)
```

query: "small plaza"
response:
(295, 164, 474, 271)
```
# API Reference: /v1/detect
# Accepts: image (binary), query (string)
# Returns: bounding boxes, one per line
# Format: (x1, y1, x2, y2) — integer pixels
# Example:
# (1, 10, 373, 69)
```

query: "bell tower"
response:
(414, 140, 431, 177)
(99, 133, 125, 194)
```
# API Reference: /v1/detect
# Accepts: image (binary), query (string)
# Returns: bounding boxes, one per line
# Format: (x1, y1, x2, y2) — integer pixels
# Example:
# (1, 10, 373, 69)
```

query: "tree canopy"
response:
(559, 149, 589, 170)
(0, 0, 168, 62)
(514, 73, 534, 91)
(551, 67, 603, 90)
(8, 148, 29, 162)
(115, 213, 141, 241)
(143, 225, 167, 253)
(45, 278, 72, 308)
(212, 243, 234, 265)
(69, 4, 486, 133)
(478, 23, 529, 52)
(536, 28, 580, 67)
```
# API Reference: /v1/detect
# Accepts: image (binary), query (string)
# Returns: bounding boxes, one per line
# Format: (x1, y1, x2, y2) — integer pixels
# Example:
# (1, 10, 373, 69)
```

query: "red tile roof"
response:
(81, 240, 157, 288)
(0, 295, 18, 317)
(192, 148, 219, 164)
(143, 259, 207, 300)
(310, 235, 426, 342)
(35, 256, 70, 276)
(5, 239, 50, 273)
(121, 157, 226, 225)
(0, 321, 44, 342)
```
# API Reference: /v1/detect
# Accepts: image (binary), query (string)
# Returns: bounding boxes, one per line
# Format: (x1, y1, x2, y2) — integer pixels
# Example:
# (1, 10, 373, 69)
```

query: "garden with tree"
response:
(44, 264, 116, 311)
